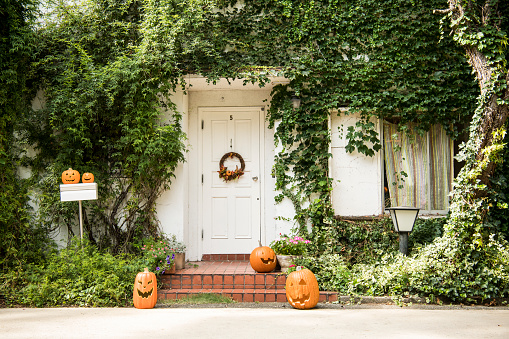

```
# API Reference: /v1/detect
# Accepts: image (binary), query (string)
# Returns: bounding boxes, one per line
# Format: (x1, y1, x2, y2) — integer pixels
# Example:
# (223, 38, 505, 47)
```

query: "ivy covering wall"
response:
(212, 0, 479, 239)
(9, 0, 479, 251)
(0, 0, 55, 270)
(26, 0, 187, 252)
(3, 0, 509, 302)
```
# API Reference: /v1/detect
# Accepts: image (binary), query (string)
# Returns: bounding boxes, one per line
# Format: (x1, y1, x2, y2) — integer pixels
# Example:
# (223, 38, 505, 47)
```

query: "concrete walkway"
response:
(1, 305, 508, 338)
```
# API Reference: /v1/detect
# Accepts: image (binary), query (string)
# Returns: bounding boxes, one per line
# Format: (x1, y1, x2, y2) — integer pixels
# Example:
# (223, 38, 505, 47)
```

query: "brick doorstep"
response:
(158, 288, 338, 303)
(156, 261, 338, 303)
(160, 272, 286, 290)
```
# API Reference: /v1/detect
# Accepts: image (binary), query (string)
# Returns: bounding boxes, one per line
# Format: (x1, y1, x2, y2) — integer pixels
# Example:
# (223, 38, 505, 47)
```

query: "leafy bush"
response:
(298, 217, 507, 304)
(346, 236, 509, 303)
(0, 238, 145, 307)
(310, 217, 445, 265)
(311, 218, 399, 264)
(408, 217, 446, 249)
(487, 126, 509, 241)
(293, 254, 350, 293)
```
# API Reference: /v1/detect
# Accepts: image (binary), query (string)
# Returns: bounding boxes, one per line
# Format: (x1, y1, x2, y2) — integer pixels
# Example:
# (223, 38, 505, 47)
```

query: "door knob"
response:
(252, 176, 258, 181)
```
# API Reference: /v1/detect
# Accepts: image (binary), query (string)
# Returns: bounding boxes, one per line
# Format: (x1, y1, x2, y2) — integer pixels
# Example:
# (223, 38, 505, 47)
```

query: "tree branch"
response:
(433, 7, 454, 15)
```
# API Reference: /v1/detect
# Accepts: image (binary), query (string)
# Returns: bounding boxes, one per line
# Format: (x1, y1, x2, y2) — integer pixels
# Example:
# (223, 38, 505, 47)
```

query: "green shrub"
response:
(311, 217, 444, 265)
(301, 217, 507, 304)
(345, 236, 509, 303)
(409, 217, 446, 249)
(294, 254, 350, 293)
(1, 238, 145, 307)
(312, 217, 399, 264)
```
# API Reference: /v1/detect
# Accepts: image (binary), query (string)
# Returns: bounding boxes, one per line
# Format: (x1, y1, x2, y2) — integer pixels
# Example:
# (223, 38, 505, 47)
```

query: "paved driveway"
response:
(1, 305, 508, 338)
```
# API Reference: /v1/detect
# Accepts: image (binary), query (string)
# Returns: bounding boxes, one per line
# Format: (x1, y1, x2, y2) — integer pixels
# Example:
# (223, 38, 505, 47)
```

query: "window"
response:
(383, 122, 453, 214)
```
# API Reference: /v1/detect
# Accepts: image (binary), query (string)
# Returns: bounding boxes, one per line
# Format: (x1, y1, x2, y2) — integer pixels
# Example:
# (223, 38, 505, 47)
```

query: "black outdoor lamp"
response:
(386, 206, 420, 256)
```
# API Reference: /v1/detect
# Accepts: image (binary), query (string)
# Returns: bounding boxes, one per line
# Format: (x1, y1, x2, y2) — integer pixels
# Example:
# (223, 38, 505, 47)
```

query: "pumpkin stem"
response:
(144, 267, 149, 272)
(258, 240, 262, 247)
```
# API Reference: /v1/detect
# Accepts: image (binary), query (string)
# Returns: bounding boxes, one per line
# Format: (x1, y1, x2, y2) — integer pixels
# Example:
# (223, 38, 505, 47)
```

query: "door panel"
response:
(211, 197, 228, 238)
(201, 108, 261, 254)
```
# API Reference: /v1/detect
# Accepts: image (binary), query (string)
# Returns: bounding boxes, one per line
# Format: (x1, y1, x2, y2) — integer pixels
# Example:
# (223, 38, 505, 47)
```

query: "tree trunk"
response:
(467, 43, 509, 191)
(440, 1, 509, 196)
(435, 1, 509, 242)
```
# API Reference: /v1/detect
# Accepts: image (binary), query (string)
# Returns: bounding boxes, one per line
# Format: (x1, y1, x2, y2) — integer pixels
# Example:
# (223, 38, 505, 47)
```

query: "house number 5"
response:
(230, 115, 233, 120)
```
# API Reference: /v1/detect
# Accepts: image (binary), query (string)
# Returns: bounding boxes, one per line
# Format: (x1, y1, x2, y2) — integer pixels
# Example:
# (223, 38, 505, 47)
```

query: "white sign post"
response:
(60, 183, 98, 240)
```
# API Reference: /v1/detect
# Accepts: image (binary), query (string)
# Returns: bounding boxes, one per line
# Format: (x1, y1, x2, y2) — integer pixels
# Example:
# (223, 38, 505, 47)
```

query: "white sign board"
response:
(60, 183, 98, 202)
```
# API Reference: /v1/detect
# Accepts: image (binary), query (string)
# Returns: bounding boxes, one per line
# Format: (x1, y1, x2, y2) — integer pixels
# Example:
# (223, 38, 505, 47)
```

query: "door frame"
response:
(197, 106, 266, 257)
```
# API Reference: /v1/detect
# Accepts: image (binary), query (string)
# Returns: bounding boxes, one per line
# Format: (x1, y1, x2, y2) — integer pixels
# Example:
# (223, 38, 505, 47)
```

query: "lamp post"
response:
(386, 206, 419, 256)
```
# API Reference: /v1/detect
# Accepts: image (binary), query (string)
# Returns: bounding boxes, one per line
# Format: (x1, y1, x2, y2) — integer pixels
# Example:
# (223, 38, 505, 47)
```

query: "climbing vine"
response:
(26, 0, 187, 252)
(219, 0, 478, 242)
(435, 0, 509, 246)
(20, 0, 479, 254)
(0, 0, 56, 269)
(2, 0, 506, 301)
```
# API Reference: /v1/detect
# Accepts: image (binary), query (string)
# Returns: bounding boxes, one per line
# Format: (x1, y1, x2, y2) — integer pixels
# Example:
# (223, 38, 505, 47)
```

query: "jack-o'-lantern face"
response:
(260, 249, 275, 264)
(287, 278, 311, 306)
(136, 278, 154, 299)
(285, 268, 319, 309)
(133, 268, 157, 309)
(82, 172, 94, 183)
(250, 245, 277, 273)
(61, 168, 80, 184)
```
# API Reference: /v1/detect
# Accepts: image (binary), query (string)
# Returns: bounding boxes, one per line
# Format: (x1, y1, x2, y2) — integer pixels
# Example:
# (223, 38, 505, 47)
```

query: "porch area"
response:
(158, 258, 339, 303)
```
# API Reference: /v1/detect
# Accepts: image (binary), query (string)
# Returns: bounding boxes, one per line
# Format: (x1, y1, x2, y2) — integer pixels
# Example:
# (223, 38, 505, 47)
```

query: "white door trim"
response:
(197, 106, 265, 257)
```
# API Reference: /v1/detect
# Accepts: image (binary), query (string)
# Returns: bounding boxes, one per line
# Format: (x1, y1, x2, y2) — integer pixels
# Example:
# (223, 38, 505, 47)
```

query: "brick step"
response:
(159, 272, 286, 290)
(158, 288, 339, 303)
(156, 260, 338, 303)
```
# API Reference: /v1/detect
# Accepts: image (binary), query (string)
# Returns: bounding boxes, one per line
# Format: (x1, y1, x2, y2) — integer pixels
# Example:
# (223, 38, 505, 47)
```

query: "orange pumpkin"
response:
(133, 268, 157, 309)
(82, 172, 95, 183)
(250, 242, 277, 273)
(61, 168, 80, 184)
(285, 267, 319, 309)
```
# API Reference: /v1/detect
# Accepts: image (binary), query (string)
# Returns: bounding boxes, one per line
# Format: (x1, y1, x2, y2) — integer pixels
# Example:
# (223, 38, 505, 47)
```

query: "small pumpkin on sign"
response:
(61, 168, 80, 184)
(285, 266, 319, 309)
(82, 172, 95, 183)
(133, 268, 157, 309)
(249, 241, 277, 273)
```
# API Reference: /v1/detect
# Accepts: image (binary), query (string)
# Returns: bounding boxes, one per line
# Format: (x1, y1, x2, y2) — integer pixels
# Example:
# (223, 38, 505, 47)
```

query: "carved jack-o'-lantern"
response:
(285, 267, 320, 309)
(133, 268, 157, 309)
(82, 172, 94, 183)
(61, 168, 80, 184)
(250, 242, 277, 273)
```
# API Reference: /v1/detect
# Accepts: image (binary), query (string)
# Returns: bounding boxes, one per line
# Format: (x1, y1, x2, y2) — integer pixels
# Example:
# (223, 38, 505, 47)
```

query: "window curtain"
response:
(383, 123, 451, 211)
(429, 125, 453, 210)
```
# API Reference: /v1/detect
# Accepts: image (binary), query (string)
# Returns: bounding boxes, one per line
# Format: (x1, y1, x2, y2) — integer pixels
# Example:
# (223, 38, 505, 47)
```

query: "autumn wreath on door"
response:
(218, 152, 245, 182)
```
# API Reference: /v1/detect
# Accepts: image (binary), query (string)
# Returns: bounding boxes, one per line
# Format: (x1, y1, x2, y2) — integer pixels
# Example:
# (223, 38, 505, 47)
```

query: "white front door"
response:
(200, 107, 262, 254)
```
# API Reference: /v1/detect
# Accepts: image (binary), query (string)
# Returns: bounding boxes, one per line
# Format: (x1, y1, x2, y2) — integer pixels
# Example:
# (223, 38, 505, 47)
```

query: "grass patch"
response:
(158, 293, 236, 305)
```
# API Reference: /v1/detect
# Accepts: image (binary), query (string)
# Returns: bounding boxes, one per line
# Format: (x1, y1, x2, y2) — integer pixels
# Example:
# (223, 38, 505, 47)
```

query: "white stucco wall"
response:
(155, 90, 189, 244)
(330, 112, 383, 216)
